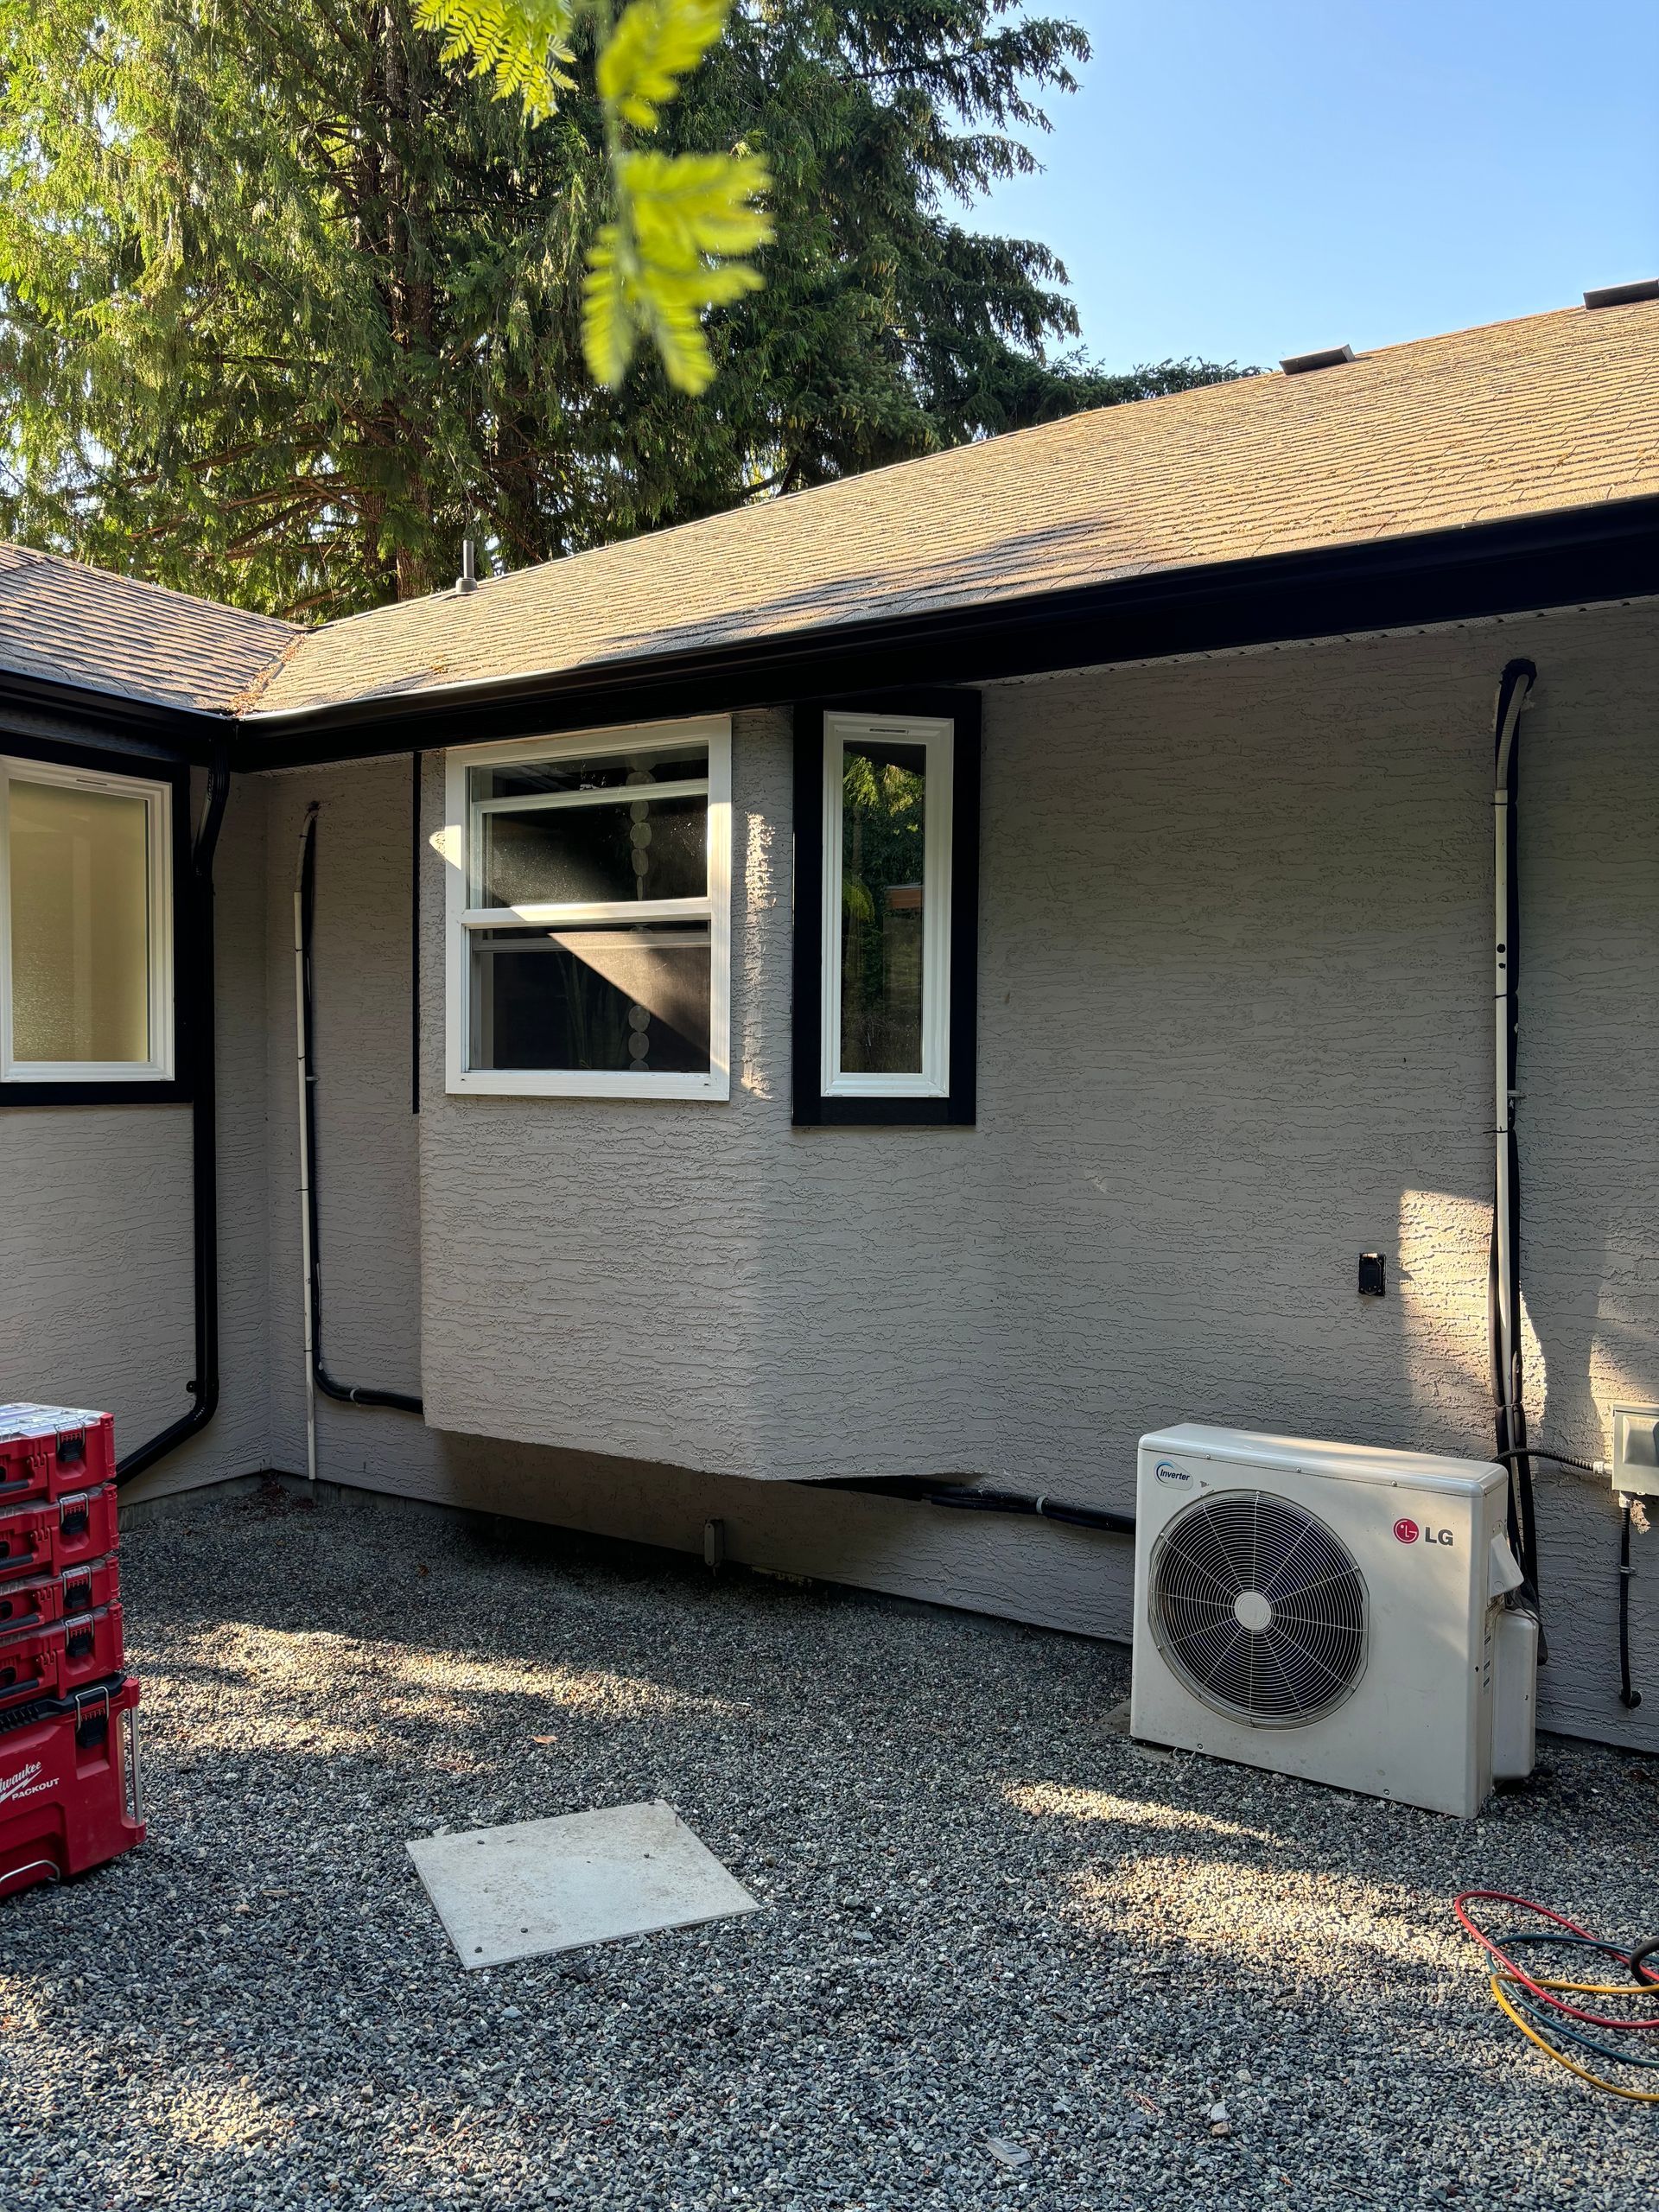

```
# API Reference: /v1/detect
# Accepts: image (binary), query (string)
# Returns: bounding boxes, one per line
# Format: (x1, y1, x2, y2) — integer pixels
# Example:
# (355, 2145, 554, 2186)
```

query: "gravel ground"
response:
(2, 1479, 1656, 2211)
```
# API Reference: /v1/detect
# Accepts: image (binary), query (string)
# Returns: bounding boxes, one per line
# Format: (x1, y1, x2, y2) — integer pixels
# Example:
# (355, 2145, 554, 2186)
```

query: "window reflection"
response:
(839, 739, 925, 1075)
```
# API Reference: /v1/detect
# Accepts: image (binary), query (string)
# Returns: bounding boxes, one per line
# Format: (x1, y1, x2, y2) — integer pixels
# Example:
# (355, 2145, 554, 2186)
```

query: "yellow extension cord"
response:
(1490, 1975, 1659, 2103)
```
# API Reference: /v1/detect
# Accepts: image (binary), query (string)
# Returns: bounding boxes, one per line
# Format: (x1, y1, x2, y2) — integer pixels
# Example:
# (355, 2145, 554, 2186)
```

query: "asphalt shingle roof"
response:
(244, 297, 1659, 721)
(3, 296, 1656, 728)
(0, 543, 298, 716)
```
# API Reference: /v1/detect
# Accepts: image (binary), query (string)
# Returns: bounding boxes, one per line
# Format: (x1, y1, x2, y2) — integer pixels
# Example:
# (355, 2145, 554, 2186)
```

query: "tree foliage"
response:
(0, 0, 1248, 614)
(418, 0, 771, 393)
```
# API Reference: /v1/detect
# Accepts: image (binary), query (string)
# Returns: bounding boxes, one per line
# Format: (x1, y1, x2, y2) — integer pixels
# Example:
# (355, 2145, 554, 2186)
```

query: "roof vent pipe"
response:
(1280, 344, 1356, 376)
(1584, 278, 1659, 309)
(455, 537, 478, 594)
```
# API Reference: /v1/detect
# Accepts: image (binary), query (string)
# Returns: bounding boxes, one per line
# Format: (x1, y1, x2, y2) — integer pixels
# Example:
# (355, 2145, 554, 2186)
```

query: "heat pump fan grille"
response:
(1149, 1489, 1367, 1727)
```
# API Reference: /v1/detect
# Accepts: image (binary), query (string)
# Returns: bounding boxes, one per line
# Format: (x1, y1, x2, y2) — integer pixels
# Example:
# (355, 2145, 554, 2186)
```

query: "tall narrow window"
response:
(445, 717, 731, 1099)
(0, 756, 175, 1088)
(823, 715, 950, 1096)
(793, 696, 980, 1128)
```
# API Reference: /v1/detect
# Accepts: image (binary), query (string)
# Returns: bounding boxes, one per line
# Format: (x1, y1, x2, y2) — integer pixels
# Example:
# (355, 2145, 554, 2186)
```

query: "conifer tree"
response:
(0, 0, 1242, 614)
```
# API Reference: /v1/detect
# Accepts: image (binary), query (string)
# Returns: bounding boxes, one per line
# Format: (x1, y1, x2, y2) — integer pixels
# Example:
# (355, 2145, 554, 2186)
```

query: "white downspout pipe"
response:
(1492, 662, 1535, 1497)
(294, 805, 320, 1487)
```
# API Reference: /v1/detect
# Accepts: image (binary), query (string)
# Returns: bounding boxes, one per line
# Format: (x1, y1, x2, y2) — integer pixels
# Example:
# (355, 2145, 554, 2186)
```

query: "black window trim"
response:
(0, 733, 194, 1109)
(791, 689, 980, 1128)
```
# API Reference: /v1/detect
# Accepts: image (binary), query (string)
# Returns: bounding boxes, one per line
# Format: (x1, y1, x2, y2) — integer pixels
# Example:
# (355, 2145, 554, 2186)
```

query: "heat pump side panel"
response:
(1131, 1440, 1494, 1819)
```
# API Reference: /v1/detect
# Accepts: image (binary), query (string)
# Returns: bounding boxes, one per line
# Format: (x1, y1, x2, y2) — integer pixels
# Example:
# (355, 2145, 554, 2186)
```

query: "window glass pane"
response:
(838, 738, 925, 1075)
(478, 792, 707, 907)
(9, 779, 151, 1065)
(470, 924, 710, 1074)
(471, 744, 707, 804)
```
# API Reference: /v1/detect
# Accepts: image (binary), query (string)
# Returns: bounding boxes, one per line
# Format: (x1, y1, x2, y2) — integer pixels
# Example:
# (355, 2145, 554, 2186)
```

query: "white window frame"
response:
(444, 715, 731, 1100)
(821, 711, 953, 1101)
(0, 754, 175, 1086)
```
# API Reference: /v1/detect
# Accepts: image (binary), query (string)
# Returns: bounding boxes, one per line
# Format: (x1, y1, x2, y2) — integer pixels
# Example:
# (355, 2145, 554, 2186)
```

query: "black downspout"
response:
(117, 746, 232, 1487)
(299, 807, 423, 1415)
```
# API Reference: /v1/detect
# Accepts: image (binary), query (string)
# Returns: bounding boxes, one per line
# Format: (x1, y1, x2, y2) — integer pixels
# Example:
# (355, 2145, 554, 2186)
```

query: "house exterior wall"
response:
(121, 601, 1659, 1755)
(0, 757, 270, 1486)
(257, 757, 426, 1489)
(415, 602, 1659, 1750)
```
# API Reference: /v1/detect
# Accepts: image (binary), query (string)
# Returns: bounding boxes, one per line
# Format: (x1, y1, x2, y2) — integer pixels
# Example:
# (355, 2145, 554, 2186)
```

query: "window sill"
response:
(447, 1068, 730, 1102)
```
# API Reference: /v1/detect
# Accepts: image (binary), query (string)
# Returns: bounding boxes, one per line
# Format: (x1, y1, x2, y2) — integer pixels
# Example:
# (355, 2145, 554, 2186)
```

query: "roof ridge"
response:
(1346, 299, 1594, 362)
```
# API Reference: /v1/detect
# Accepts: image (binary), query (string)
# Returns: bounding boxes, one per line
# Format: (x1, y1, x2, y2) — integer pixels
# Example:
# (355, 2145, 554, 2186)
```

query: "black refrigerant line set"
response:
(110, 694, 1643, 1710)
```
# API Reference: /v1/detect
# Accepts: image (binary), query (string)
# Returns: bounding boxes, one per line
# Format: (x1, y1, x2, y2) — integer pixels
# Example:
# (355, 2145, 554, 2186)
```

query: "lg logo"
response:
(1393, 1516, 1452, 1548)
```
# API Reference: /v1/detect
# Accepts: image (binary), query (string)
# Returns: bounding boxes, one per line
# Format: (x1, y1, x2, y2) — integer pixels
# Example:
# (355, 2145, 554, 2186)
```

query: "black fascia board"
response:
(0, 666, 226, 763)
(232, 493, 1659, 771)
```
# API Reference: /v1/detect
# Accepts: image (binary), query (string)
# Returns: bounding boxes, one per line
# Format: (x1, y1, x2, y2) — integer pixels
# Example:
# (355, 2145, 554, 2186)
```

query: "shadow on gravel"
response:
(0, 1487, 1650, 2211)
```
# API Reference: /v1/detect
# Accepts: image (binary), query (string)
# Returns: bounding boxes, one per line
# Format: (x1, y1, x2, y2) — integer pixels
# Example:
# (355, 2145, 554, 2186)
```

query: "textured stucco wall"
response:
(1, 759, 270, 1488)
(406, 603, 1659, 1748)
(258, 758, 426, 1492)
(64, 603, 1659, 1756)
(418, 715, 1004, 1478)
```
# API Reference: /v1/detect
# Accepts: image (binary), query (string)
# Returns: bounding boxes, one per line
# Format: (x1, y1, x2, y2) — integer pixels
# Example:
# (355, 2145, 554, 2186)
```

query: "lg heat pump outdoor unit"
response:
(1130, 1424, 1538, 1819)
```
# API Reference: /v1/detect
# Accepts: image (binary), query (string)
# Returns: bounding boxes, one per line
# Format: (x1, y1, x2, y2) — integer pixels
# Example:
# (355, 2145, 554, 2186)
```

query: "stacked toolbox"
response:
(0, 1406, 144, 1899)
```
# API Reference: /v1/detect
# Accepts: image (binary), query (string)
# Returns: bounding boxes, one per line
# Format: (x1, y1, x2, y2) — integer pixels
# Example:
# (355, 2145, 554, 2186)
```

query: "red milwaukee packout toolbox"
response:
(0, 1673, 143, 1900)
(0, 1488, 119, 1583)
(0, 1557, 121, 1634)
(0, 1405, 117, 1507)
(0, 1601, 124, 1708)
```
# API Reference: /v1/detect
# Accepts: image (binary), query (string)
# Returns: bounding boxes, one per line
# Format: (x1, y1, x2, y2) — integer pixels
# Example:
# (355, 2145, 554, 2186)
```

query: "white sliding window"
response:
(820, 711, 954, 1100)
(445, 717, 730, 1099)
(0, 756, 174, 1086)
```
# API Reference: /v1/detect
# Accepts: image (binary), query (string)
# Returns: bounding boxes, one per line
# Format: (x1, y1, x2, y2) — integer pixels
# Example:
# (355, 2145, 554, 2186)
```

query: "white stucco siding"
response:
(257, 756, 426, 1489)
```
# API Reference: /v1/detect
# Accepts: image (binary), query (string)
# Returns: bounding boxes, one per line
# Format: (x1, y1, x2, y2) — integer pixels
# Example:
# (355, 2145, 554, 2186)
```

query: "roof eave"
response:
(0, 664, 232, 759)
(232, 493, 1659, 771)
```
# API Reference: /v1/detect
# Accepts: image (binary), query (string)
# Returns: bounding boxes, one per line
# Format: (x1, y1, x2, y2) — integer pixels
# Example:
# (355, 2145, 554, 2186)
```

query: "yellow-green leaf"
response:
(581, 225, 637, 389)
(596, 0, 731, 132)
(621, 149, 773, 257)
(582, 150, 771, 391)
(412, 0, 576, 122)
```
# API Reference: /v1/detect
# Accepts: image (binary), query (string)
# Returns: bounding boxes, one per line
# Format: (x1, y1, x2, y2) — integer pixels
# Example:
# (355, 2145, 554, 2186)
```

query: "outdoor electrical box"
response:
(1609, 1404, 1659, 1500)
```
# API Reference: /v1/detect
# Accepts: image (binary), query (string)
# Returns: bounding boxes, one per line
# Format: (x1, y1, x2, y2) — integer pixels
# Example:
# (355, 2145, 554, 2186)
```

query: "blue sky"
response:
(973, 0, 1659, 370)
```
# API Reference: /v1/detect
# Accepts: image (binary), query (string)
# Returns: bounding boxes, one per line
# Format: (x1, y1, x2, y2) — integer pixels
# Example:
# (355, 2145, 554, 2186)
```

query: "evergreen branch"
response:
(0, 0, 1246, 612)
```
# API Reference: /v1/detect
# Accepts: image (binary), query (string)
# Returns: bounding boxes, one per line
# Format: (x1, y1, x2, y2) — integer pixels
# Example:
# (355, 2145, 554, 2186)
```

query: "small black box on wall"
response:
(1357, 1253, 1387, 1297)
